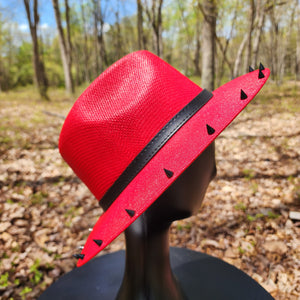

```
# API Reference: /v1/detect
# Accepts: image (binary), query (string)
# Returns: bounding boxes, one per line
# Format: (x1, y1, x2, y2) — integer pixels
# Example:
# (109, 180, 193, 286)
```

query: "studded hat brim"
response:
(76, 67, 270, 267)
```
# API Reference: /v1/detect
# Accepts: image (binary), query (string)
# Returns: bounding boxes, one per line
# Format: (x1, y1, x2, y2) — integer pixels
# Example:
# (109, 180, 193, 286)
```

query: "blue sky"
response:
(2, 0, 56, 28)
(0, 0, 137, 32)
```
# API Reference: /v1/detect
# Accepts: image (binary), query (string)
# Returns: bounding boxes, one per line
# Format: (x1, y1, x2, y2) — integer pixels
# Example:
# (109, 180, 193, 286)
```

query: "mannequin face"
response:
(145, 142, 217, 225)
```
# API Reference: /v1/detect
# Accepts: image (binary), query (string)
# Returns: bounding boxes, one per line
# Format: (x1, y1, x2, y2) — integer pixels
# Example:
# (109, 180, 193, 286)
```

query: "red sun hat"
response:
(59, 50, 270, 267)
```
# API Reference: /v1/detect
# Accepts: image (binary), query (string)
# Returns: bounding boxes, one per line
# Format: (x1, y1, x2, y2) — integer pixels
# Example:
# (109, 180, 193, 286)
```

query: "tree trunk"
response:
(93, 0, 99, 77)
(216, 1, 238, 85)
(193, 15, 201, 76)
(269, 4, 279, 83)
(137, 0, 146, 49)
(52, 0, 74, 94)
(200, 0, 217, 91)
(244, 0, 255, 72)
(145, 0, 164, 57)
(65, 0, 72, 73)
(23, 0, 49, 100)
(99, 2, 107, 70)
(0, 59, 3, 92)
(233, 33, 248, 78)
(297, 2, 300, 80)
(157, 1, 163, 57)
(74, 50, 81, 86)
(251, 0, 265, 68)
(279, 0, 297, 84)
(115, 10, 122, 60)
(93, 0, 107, 74)
(177, 0, 193, 75)
(80, 0, 90, 82)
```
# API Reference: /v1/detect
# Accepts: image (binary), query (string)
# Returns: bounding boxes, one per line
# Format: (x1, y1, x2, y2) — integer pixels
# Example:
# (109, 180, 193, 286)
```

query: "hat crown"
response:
(59, 51, 202, 200)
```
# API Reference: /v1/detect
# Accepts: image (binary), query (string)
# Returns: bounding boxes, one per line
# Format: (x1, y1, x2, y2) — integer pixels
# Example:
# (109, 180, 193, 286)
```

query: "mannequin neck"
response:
(116, 214, 186, 300)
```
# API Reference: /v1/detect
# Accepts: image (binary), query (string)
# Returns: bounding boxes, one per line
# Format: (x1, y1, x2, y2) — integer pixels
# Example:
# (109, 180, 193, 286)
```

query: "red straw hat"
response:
(59, 50, 269, 267)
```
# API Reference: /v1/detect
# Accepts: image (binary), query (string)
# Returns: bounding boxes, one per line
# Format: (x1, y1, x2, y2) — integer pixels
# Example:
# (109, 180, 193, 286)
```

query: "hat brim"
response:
(77, 67, 270, 267)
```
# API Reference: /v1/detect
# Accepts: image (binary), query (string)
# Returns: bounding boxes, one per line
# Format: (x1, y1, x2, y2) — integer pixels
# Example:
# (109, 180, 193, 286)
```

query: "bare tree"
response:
(199, 0, 217, 91)
(145, 0, 164, 57)
(93, 0, 99, 77)
(0, 60, 2, 92)
(80, 0, 90, 83)
(193, 11, 201, 76)
(233, 33, 249, 78)
(65, 0, 72, 74)
(251, 0, 266, 68)
(23, 0, 49, 100)
(233, 0, 257, 78)
(115, 9, 123, 60)
(278, 0, 297, 84)
(216, 1, 238, 85)
(93, 0, 107, 75)
(177, 0, 193, 74)
(52, 0, 74, 94)
(297, 1, 300, 80)
(267, 0, 291, 84)
(244, 0, 255, 72)
(137, 0, 147, 49)
(268, 3, 279, 82)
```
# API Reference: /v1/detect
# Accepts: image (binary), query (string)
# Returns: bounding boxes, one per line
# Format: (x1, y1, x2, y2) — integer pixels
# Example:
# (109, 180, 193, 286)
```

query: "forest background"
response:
(0, 0, 299, 299)
(0, 0, 300, 96)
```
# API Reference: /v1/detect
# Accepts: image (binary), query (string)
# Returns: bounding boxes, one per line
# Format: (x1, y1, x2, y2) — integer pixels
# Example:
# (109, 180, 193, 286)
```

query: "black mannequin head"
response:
(117, 142, 217, 300)
(131, 142, 217, 233)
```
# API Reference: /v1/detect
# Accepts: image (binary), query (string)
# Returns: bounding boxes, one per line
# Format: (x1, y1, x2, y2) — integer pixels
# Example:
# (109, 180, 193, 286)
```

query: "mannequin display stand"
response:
(39, 144, 273, 300)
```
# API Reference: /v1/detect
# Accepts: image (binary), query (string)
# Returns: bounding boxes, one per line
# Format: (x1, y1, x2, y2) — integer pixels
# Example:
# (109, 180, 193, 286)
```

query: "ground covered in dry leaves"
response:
(0, 82, 299, 300)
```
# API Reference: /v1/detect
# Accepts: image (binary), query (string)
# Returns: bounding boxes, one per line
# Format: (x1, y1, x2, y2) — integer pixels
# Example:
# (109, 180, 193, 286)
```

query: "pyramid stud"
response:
(93, 239, 103, 247)
(206, 124, 215, 135)
(259, 63, 265, 70)
(258, 69, 265, 79)
(125, 209, 135, 217)
(73, 254, 85, 260)
(249, 66, 254, 72)
(164, 168, 174, 178)
(240, 89, 248, 100)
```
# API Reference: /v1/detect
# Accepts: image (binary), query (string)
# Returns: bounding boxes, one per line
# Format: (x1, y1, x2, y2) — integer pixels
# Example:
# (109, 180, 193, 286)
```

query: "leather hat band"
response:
(100, 89, 213, 210)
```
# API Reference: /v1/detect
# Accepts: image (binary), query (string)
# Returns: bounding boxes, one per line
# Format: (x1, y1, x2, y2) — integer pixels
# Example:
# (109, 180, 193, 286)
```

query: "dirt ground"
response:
(0, 82, 299, 299)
